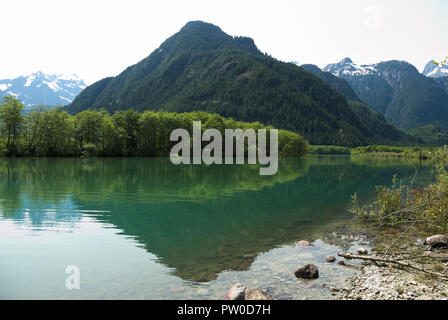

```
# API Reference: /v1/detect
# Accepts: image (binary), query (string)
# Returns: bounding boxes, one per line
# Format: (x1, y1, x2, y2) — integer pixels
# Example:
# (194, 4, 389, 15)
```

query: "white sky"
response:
(1, 0, 447, 84)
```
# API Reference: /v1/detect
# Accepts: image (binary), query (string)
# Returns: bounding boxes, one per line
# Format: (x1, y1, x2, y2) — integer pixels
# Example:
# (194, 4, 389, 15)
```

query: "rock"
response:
(298, 240, 313, 247)
(330, 286, 340, 292)
(220, 283, 247, 300)
(294, 264, 319, 279)
(357, 248, 368, 255)
(338, 261, 346, 266)
(244, 288, 274, 300)
(424, 235, 448, 248)
(326, 256, 336, 263)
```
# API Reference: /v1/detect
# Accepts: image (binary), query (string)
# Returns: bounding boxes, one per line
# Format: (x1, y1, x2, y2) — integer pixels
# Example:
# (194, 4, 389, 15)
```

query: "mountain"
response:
(423, 60, 448, 93)
(300, 64, 361, 102)
(423, 60, 448, 78)
(0, 71, 86, 109)
(324, 58, 448, 130)
(408, 124, 448, 146)
(67, 21, 413, 147)
(300, 64, 416, 145)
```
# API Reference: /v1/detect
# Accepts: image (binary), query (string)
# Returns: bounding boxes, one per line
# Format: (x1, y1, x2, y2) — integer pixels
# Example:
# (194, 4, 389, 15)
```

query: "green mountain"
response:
(300, 64, 417, 145)
(67, 21, 414, 146)
(324, 59, 448, 130)
(431, 76, 448, 95)
(300, 64, 361, 102)
(408, 124, 448, 146)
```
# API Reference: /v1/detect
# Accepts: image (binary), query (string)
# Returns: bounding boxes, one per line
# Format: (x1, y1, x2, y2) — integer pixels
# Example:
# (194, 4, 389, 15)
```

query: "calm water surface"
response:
(0, 156, 428, 299)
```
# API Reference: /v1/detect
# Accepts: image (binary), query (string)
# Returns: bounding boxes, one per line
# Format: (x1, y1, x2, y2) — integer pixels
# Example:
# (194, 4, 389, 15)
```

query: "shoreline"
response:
(337, 235, 448, 300)
(341, 261, 448, 300)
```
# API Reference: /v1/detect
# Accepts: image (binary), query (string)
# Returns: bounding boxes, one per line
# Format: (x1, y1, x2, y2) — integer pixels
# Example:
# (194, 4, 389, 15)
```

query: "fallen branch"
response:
(338, 252, 448, 280)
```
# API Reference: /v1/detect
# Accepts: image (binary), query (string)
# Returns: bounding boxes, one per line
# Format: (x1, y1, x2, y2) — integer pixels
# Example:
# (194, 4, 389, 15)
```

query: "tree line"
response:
(0, 96, 308, 158)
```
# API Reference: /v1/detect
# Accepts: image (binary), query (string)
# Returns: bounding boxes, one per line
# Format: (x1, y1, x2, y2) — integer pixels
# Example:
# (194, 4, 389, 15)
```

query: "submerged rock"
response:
(326, 256, 336, 263)
(245, 288, 274, 300)
(221, 283, 247, 300)
(294, 264, 319, 279)
(298, 240, 313, 247)
(357, 248, 368, 255)
(424, 235, 448, 248)
(330, 286, 340, 292)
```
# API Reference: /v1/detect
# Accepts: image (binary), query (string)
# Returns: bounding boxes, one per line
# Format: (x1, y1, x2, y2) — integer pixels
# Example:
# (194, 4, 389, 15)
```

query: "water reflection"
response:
(0, 157, 428, 285)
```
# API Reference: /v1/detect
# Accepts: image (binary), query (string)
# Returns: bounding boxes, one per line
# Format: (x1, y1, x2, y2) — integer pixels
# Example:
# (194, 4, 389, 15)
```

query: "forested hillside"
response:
(300, 64, 417, 145)
(324, 59, 448, 130)
(67, 21, 415, 147)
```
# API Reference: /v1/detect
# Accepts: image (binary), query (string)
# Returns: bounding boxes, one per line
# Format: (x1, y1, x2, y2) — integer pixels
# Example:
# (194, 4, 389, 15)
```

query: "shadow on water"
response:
(0, 156, 430, 282)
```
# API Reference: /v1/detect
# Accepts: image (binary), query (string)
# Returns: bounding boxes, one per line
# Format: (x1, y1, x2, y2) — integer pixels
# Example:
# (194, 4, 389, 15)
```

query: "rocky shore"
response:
(341, 262, 448, 300)
(217, 228, 448, 300)
(340, 235, 448, 300)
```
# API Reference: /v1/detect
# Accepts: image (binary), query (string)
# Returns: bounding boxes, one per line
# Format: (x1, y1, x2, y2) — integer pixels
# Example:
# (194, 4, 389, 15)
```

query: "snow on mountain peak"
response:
(323, 58, 377, 77)
(423, 60, 448, 78)
(0, 71, 86, 108)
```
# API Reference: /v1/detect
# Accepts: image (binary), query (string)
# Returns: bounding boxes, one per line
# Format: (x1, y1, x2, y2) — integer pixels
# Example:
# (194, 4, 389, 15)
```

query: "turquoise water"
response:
(0, 157, 427, 299)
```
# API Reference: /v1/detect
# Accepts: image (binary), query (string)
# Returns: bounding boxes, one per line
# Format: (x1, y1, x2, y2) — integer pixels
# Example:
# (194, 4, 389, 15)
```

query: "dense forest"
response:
(0, 96, 308, 158)
(300, 64, 418, 145)
(66, 21, 417, 147)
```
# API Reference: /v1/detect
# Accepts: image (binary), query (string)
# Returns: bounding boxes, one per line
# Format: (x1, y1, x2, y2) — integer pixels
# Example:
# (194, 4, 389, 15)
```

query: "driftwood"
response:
(338, 252, 448, 280)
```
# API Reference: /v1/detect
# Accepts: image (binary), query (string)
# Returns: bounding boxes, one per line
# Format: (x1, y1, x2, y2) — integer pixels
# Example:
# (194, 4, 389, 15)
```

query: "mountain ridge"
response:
(0, 71, 86, 109)
(66, 21, 417, 146)
(323, 58, 448, 130)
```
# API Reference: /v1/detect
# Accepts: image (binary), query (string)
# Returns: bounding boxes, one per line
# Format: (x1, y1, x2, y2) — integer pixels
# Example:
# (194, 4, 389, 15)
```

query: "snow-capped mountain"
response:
(323, 58, 378, 77)
(423, 61, 448, 93)
(0, 71, 86, 109)
(423, 60, 448, 78)
(322, 58, 448, 130)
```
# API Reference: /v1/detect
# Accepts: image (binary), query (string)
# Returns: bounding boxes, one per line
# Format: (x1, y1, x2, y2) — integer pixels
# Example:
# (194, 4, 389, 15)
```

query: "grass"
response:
(309, 145, 352, 155)
(350, 145, 439, 159)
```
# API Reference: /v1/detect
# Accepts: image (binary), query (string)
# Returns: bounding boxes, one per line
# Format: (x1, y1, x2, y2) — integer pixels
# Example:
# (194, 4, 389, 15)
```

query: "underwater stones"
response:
(326, 256, 336, 263)
(294, 264, 319, 280)
(358, 248, 368, 255)
(221, 283, 247, 300)
(330, 286, 340, 292)
(298, 240, 313, 247)
(221, 284, 274, 300)
(244, 288, 274, 300)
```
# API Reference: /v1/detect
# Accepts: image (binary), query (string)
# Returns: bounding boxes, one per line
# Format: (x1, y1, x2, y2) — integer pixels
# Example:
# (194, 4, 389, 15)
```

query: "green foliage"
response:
(384, 72, 448, 130)
(300, 65, 417, 146)
(351, 145, 439, 160)
(351, 145, 408, 155)
(345, 73, 393, 115)
(408, 125, 448, 146)
(0, 98, 308, 158)
(348, 101, 417, 145)
(301, 64, 361, 102)
(309, 145, 352, 155)
(0, 96, 25, 155)
(433, 57, 448, 66)
(350, 146, 448, 232)
(66, 21, 413, 147)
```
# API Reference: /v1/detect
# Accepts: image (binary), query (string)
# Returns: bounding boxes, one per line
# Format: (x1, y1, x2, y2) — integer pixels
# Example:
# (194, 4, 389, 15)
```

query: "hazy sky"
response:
(1, 0, 447, 84)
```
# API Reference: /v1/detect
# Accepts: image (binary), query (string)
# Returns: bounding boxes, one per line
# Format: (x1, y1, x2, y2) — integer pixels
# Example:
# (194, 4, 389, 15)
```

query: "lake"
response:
(0, 156, 428, 299)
